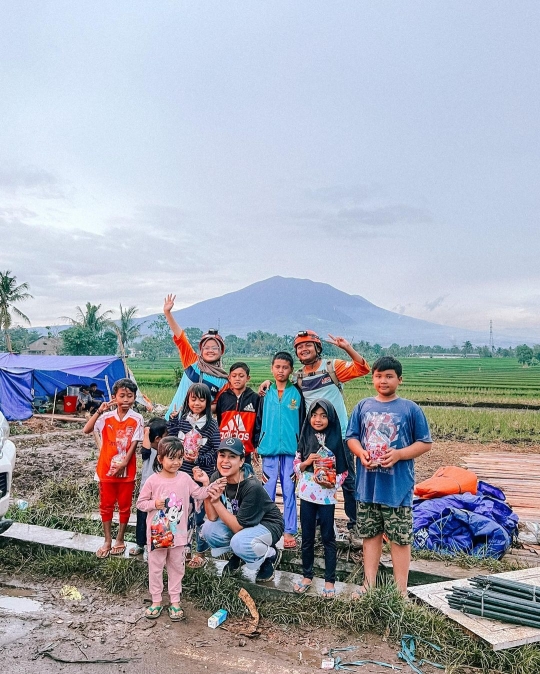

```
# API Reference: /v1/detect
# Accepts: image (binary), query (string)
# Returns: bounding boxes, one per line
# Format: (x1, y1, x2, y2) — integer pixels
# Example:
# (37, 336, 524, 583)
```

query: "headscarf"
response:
(197, 336, 228, 379)
(297, 399, 348, 475)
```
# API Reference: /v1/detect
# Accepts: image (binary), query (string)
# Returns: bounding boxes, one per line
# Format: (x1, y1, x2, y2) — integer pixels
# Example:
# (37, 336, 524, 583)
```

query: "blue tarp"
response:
(413, 481, 519, 559)
(0, 353, 126, 421)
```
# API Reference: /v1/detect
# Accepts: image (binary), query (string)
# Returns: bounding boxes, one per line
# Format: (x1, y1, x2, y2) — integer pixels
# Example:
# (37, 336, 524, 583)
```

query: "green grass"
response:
(1, 540, 539, 673)
(131, 357, 540, 407)
(140, 382, 540, 444)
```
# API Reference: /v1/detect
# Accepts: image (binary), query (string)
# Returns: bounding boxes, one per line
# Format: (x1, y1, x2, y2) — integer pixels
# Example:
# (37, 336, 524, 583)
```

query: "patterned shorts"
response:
(355, 502, 413, 546)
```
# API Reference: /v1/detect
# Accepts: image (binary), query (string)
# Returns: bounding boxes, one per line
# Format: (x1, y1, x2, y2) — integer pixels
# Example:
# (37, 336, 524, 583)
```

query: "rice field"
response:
(130, 357, 540, 444)
(131, 356, 540, 406)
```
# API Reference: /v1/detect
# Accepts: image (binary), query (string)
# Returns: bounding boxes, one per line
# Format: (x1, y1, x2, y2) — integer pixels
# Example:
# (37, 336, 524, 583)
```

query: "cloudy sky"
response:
(1, 1, 539, 340)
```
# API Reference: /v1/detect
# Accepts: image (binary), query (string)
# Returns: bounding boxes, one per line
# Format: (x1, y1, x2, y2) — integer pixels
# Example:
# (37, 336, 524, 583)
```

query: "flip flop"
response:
(283, 538, 297, 549)
(293, 579, 312, 595)
(145, 605, 163, 620)
(96, 545, 111, 559)
(322, 587, 337, 600)
(187, 555, 208, 569)
(110, 544, 127, 556)
(168, 606, 185, 622)
(351, 586, 368, 600)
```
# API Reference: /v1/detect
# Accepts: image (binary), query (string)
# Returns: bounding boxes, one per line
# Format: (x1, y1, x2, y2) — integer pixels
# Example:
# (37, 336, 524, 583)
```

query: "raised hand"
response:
(163, 294, 176, 313)
(327, 334, 351, 350)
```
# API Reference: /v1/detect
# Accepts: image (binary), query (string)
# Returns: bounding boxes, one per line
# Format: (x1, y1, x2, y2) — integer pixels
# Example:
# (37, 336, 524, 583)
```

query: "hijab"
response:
(197, 337, 228, 380)
(297, 399, 348, 475)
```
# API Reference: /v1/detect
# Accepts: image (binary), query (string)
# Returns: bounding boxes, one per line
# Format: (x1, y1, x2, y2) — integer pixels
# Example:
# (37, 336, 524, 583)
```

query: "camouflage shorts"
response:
(355, 502, 413, 546)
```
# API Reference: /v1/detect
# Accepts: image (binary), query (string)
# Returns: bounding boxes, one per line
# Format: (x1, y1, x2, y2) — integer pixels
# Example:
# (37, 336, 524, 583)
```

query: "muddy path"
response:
(0, 575, 399, 674)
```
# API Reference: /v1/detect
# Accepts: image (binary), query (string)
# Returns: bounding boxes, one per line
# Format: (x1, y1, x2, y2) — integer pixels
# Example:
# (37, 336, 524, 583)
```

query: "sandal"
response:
(129, 545, 144, 556)
(96, 545, 111, 559)
(322, 587, 336, 600)
(283, 537, 297, 550)
(110, 544, 127, 556)
(351, 586, 368, 600)
(168, 605, 185, 622)
(145, 605, 163, 620)
(293, 579, 312, 595)
(187, 554, 207, 569)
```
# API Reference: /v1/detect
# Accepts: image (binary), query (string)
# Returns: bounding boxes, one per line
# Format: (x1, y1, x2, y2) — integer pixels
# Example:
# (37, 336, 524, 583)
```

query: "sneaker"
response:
(256, 548, 281, 583)
(222, 554, 244, 576)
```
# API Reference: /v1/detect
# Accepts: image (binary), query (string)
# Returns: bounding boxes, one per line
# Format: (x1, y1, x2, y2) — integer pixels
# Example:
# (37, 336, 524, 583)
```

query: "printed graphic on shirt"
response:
(222, 493, 239, 515)
(243, 402, 255, 412)
(220, 414, 250, 443)
(363, 411, 399, 475)
(150, 491, 184, 550)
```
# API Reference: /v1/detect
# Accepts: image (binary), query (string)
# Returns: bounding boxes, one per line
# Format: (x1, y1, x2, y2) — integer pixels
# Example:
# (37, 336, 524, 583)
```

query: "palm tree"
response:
(118, 304, 141, 349)
(63, 303, 114, 332)
(0, 271, 33, 352)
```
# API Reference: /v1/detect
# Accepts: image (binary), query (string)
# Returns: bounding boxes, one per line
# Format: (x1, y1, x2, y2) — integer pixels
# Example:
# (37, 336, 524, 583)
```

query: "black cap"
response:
(217, 437, 245, 456)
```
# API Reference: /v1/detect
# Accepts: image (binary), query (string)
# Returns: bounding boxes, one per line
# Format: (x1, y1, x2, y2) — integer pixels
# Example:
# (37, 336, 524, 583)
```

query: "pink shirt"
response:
(136, 472, 210, 547)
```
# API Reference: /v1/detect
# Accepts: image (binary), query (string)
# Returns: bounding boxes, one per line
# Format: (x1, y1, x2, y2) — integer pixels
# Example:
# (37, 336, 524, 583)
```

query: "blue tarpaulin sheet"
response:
(413, 482, 519, 559)
(0, 353, 126, 421)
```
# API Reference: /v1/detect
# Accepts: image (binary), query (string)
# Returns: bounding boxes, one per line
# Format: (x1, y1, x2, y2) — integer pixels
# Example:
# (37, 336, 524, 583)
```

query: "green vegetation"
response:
(0, 270, 33, 352)
(132, 355, 540, 411)
(1, 540, 539, 673)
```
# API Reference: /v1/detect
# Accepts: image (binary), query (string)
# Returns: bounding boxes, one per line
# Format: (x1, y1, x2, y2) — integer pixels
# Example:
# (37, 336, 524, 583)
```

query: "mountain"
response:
(135, 276, 494, 347)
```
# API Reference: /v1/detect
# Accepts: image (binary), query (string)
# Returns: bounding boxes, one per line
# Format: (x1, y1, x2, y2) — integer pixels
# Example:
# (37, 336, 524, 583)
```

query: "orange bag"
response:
(414, 466, 477, 499)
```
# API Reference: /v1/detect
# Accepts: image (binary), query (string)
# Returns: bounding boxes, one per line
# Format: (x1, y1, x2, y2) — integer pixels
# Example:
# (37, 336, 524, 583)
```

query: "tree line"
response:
(0, 270, 536, 361)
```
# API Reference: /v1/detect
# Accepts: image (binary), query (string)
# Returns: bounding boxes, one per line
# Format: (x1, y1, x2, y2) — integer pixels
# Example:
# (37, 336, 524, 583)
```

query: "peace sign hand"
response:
(327, 334, 351, 351)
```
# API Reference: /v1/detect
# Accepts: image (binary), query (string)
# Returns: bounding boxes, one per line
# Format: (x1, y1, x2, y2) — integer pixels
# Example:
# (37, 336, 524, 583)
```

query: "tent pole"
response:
(104, 375, 112, 401)
(51, 388, 58, 425)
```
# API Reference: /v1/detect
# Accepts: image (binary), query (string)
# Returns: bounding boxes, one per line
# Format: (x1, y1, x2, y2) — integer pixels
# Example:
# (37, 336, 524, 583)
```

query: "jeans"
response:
(136, 508, 147, 547)
(300, 499, 337, 583)
(201, 519, 275, 571)
(262, 455, 297, 535)
(342, 446, 357, 529)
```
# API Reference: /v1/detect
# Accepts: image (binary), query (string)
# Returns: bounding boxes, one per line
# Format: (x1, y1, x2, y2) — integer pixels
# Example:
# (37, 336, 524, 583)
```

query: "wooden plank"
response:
(462, 451, 540, 523)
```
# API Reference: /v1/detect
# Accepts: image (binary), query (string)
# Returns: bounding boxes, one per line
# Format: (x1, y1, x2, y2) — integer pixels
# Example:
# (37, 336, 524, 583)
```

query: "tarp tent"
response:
(0, 353, 127, 421)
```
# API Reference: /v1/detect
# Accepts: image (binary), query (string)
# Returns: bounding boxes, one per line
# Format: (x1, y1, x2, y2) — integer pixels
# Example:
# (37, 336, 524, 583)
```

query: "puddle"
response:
(0, 594, 43, 613)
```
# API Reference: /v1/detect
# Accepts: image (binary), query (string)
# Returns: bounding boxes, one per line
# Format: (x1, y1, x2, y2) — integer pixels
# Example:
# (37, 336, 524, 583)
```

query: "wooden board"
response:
(463, 453, 540, 523)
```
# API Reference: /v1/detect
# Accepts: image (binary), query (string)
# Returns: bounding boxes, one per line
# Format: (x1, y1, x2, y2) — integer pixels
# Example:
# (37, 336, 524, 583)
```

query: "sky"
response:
(1, 1, 539, 342)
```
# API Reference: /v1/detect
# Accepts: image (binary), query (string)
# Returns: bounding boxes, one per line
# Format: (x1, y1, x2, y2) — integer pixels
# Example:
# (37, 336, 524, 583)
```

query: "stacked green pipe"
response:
(447, 576, 540, 628)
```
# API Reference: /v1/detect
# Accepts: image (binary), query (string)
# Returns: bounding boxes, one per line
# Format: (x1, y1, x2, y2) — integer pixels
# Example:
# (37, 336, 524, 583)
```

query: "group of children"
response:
(83, 294, 432, 618)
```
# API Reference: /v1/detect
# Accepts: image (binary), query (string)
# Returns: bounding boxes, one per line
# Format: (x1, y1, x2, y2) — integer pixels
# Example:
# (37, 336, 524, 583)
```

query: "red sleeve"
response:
(333, 358, 370, 383)
(173, 331, 198, 368)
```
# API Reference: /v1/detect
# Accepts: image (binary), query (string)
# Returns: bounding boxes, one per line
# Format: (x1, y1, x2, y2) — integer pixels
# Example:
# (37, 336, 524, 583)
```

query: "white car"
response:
(0, 411, 16, 532)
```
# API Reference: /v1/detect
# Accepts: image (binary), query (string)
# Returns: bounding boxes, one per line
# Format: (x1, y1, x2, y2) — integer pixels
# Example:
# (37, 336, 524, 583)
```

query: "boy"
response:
(254, 352, 305, 549)
(130, 417, 168, 558)
(215, 362, 260, 465)
(83, 378, 144, 558)
(346, 356, 432, 595)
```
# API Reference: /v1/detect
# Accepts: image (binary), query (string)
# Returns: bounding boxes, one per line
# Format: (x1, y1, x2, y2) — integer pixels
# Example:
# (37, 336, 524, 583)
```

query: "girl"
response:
(136, 436, 223, 621)
(293, 399, 348, 599)
(167, 383, 220, 568)
(163, 294, 228, 420)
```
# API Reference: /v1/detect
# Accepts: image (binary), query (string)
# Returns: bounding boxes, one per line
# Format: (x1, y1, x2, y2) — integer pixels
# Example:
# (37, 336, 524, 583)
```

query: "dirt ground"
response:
(10, 419, 540, 499)
(0, 575, 401, 674)
(5, 420, 539, 672)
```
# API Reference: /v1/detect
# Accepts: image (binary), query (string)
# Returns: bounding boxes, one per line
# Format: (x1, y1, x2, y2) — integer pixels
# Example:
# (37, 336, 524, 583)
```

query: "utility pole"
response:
(489, 320, 495, 354)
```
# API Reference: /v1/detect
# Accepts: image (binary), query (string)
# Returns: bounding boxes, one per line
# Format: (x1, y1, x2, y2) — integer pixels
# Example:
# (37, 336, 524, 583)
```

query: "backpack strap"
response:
(326, 359, 343, 393)
(292, 368, 304, 388)
(293, 362, 343, 394)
